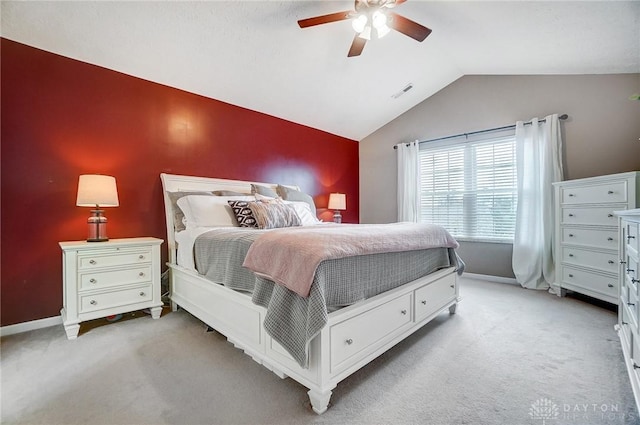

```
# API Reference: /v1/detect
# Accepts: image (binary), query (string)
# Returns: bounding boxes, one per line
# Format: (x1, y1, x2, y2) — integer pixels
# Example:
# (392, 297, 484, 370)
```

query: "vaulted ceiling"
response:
(2, 1, 638, 140)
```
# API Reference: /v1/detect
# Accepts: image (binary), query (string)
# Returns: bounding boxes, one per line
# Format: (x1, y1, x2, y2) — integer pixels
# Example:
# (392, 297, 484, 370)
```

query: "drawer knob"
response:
(608, 260, 614, 264)
(346, 338, 353, 345)
(569, 253, 574, 257)
(139, 272, 145, 277)
(401, 309, 407, 315)
(568, 193, 575, 197)
(139, 292, 145, 297)
(139, 255, 145, 260)
(89, 259, 97, 265)
(568, 274, 574, 278)
(627, 268, 635, 273)
(628, 302, 636, 307)
(622, 321, 628, 325)
(620, 260, 627, 265)
(607, 283, 614, 288)
(568, 234, 574, 237)
(607, 190, 614, 194)
(421, 300, 427, 305)
(632, 279, 640, 284)
(89, 278, 97, 284)
(628, 235, 636, 240)
(450, 284, 455, 289)
(90, 300, 97, 305)
(634, 363, 640, 370)
(607, 237, 613, 241)
(608, 214, 613, 218)
(568, 213, 574, 217)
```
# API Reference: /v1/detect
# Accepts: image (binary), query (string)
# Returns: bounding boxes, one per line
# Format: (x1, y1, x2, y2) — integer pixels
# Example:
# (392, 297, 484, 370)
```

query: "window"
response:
(418, 132, 517, 242)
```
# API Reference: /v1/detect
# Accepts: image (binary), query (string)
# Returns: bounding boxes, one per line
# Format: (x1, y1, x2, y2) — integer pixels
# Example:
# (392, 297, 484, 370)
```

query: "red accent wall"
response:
(1, 38, 359, 327)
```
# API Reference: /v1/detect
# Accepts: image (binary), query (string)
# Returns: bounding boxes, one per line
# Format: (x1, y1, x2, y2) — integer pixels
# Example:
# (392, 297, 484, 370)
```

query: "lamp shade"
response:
(328, 193, 346, 210)
(76, 174, 119, 207)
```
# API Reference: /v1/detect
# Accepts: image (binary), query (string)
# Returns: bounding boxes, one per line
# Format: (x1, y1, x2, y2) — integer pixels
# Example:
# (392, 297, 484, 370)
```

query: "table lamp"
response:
(328, 193, 346, 223)
(76, 174, 119, 242)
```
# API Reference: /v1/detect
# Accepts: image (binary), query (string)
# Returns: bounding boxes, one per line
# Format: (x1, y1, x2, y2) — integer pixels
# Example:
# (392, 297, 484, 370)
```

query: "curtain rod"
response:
(393, 114, 568, 149)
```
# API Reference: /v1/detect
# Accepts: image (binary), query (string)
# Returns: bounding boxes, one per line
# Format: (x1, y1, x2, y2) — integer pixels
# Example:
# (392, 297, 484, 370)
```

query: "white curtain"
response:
(396, 141, 421, 222)
(512, 114, 564, 290)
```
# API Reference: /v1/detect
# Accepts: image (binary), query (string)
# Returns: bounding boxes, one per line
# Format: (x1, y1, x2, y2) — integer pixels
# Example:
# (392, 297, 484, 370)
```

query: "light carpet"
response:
(1, 276, 637, 425)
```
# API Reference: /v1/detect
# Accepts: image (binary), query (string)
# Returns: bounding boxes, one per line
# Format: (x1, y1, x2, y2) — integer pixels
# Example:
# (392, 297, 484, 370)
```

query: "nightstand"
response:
(60, 237, 164, 339)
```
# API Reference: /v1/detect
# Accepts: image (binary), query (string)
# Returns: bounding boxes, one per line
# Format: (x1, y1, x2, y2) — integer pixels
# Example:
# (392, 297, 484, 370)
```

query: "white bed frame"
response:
(160, 173, 461, 414)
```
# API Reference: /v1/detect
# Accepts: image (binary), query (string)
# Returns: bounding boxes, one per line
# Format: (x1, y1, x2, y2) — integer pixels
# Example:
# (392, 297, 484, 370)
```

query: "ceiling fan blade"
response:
(298, 11, 352, 28)
(347, 34, 367, 57)
(387, 12, 432, 42)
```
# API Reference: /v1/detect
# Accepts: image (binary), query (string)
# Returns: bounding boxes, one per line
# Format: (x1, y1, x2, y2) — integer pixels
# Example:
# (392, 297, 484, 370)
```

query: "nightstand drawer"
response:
(627, 222, 639, 253)
(562, 247, 618, 274)
(78, 248, 152, 270)
(562, 228, 618, 249)
(561, 181, 627, 204)
(79, 265, 152, 290)
(562, 206, 618, 226)
(79, 284, 153, 313)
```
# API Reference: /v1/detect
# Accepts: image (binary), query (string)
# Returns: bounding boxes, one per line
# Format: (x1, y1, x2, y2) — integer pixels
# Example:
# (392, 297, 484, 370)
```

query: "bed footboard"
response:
(169, 264, 459, 414)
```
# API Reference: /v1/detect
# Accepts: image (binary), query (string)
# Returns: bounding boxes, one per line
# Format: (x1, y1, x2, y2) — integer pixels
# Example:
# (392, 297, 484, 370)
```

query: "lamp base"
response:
(87, 209, 109, 242)
(332, 210, 342, 224)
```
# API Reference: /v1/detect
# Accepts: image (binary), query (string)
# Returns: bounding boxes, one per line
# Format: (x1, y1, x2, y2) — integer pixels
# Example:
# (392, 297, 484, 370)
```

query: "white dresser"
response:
(60, 237, 164, 339)
(553, 172, 640, 304)
(615, 209, 640, 412)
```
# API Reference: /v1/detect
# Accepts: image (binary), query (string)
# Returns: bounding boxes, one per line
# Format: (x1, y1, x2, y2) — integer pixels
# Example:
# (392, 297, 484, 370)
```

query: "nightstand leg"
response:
(150, 306, 162, 319)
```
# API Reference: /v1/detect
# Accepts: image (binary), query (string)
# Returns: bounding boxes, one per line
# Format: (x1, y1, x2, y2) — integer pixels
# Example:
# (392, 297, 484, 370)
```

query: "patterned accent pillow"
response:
(227, 200, 258, 228)
(248, 202, 302, 229)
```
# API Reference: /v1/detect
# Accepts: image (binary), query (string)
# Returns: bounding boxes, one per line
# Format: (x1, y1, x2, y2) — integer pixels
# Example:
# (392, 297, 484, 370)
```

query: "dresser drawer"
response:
(330, 293, 412, 372)
(562, 228, 618, 249)
(562, 206, 618, 226)
(79, 265, 152, 291)
(626, 290, 639, 326)
(80, 284, 153, 313)
(625, 253, 639, 292)
(562, 267, 617, 299)
(561, 181, 627, 204)
(627, 221, 639, 253)
(414, 273, 456, 321)
(78, 247, 153, 270)
(562, 247, 618, 274)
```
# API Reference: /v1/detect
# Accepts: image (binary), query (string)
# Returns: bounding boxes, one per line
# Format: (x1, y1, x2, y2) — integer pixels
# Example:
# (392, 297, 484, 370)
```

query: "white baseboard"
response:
(462, 272, 518, 285)
(1, 315, 62, 337)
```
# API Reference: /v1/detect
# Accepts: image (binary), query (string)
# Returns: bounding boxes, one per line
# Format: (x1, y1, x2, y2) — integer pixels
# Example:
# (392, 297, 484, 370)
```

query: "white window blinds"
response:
(418, 133, 517, 242)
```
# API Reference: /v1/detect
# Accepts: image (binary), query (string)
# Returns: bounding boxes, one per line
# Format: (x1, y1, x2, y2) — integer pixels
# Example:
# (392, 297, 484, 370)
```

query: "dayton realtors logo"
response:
(529, 398, 560, 424)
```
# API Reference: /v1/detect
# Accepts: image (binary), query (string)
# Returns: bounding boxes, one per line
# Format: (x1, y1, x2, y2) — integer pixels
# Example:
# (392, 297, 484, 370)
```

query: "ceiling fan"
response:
(297, 0, 432, 57)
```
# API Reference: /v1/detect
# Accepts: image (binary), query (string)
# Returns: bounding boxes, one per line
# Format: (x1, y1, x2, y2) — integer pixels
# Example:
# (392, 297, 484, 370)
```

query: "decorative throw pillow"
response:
(167, 191, 214, 232)
(276, 185, 317, 216)
(248, 202, 302, 229)
(250, 183, 278, 198)
(228, 200, 258, 228)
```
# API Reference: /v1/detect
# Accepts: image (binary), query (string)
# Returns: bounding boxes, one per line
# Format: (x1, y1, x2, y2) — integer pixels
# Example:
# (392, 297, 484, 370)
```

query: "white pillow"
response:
(177, 195, 254, 228)
(284, 201, 321, 226)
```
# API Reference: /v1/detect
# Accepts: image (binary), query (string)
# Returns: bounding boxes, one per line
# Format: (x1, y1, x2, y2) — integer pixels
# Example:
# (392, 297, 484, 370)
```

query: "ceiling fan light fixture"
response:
(352, 14, 368, 33)
(376, 23, 391, 38)
(358, 25, 372, 40)
(372, 10, 387, 28)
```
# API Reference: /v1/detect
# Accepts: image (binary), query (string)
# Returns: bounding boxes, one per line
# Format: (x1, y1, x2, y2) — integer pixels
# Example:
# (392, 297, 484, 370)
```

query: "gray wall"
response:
(359, 74, 640, 278)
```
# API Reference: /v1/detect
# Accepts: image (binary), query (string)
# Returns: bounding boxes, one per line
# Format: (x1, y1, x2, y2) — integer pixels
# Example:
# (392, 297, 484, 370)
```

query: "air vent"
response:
(391, 83, 413, 99)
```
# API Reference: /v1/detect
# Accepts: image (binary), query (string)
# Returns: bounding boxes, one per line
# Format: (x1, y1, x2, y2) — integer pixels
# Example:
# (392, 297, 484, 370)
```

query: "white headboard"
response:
(159, 173, 299, 265)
